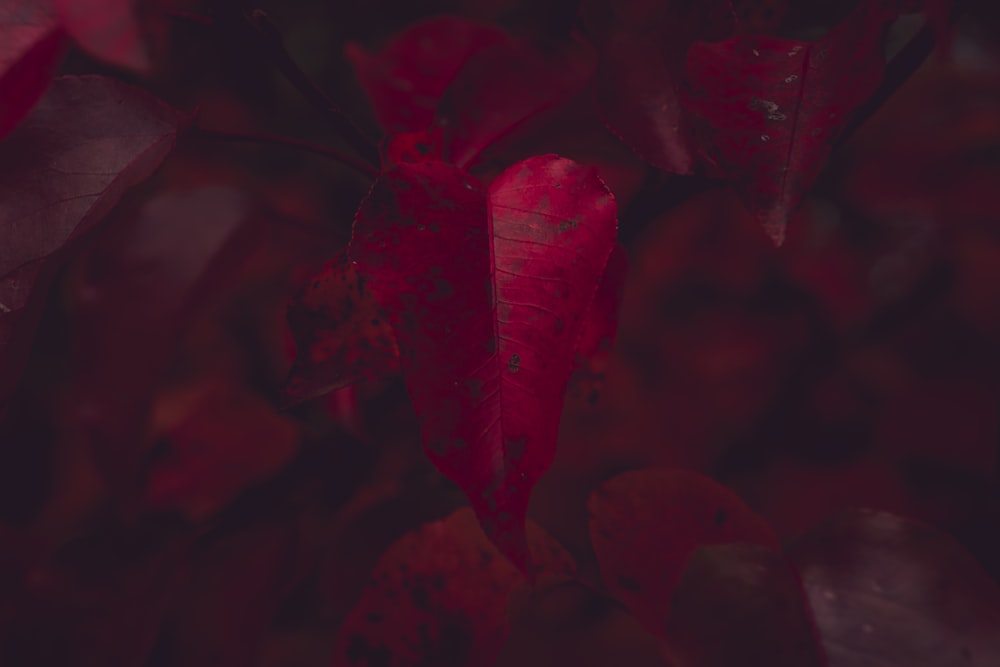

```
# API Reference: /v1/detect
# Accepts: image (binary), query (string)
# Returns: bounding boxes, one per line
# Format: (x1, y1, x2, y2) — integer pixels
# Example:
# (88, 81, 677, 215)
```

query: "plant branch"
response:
(196, 126, 379, 179)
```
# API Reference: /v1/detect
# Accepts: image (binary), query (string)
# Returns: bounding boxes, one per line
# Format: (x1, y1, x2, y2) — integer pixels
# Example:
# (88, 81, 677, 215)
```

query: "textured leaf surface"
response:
(331, 507, 575, 667)
(0, 75, 182, 406)
(588, 468, 779, 637)
(663, 544, 826, 667)
(580, 0, 735, 174)
(788, 510, 1000, 667)
(0, 0, 66, 138)
(683, 0, 903, 244)
(52, 0, 148, 71)
(345, 16, 507, 135)
(282, 251, 399, 407)
(351, 155, 617, 571)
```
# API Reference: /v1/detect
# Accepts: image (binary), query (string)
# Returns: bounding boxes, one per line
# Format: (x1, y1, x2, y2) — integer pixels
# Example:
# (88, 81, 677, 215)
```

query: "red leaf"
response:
(345, 16, 508, 135)
(146, 376, 300, 520)
(0, 0, 67, 138)
(331, 507, 575, 667)
(282, 251, 399, 407)
(788, 510, 1000, 667)
(588, 468, 779, 639)
(52, 0, 149, 72)
(683, 0, 904, 245)
(436, 37, 596, 169)
(580, 0, 735, 174)
(0, 75, 182, 407)
(351, 155, 617, 572)
(567, 242, 628, 406)
(61, 187, 265, 503)
(663, 544, 826, 666)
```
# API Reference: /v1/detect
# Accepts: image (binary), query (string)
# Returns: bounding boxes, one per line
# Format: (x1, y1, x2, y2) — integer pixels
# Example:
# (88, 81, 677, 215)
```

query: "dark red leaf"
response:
(732, 0, 791, 35)
(351, 155, 617, 572)
(0, 0, 67, 138)
(52, 0, 149, 71)
(663, 544, 826, 666)
(0, 75, 183, 407)
(282, 251, 399, 407)
(567, 242, 628, 406)
(588, 468, 779, 638)
(60, 187, 265, 503)
(682, 0, 905, 244)
(330, 507, 575, 667)
(580, 0, 735, 174)
(345, 16, 508, 135)
(171, 519, 310, 667)
(146, 376, 300, 520)
(436, 36, 596, 169)
(787, 510, 1000, 667)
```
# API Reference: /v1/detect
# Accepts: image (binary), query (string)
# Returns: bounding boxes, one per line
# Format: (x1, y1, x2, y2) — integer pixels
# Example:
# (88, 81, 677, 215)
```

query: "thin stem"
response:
(169, 6, 382, 172)
(196, 126, 379, 179)
(238, 9, 382, 169)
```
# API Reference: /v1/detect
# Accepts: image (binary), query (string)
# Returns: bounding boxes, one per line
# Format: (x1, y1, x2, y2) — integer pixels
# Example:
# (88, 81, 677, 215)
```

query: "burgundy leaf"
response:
(331, 507, 575, 667)
(0, 0, 67, 138)
(682, 0, 905, 244)
(436, 36, 596, 169)
(588, 468, 779, 639)
(60, 187, 265, 503)
(567, 242, 628, 406)
(663, 544, 826, 667)
(146, 376, 300, 520)
(580, 0, 735, 174)
(351, 155, 617, 572)
(282, 251, 399, 407)
(52, 0, 149, 71)
(171, 519, 310, 667)
(787, 510, 1000, 667)
(0, 74, 183, 407)
(345, 16, 508, 135)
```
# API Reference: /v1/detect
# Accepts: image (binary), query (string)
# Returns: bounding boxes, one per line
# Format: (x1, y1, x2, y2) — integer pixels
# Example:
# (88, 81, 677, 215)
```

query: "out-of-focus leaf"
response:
(60, 187, 265, 503)
(351, 155, 617, 573)
(580, 0, 735, 174)
(52, 0, 149, 71)
(682, 0, 904, 244)
(588, 468, 779, 638)
(788, 510, 1000, 667)
(146, 376, 300, 520)
(662, 543, 826, 667)
(0, 75, 183, 407)
(0, 0, 67, 138)
(330, 507, 575, 667)
(345, 16, 507, 135)
(282, 252, 399, 407)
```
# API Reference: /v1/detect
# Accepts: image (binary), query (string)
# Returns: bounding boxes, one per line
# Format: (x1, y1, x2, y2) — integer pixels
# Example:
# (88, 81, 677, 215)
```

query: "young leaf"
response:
(788, 510, 1000, 667)
(0, 75, 183, 407)
(0, 0, 67, 138)
(663, 543, 826, 667)
(52, 0, 149, 72)
(345, 16, 508, 135)
(580, 0, 735, 174)
(682, 0, 905, 244)
(351, 155, 617, 572)
(282, 251, 399, 407)
(588, 468, 779, 639)
(331, 507, 575, 667)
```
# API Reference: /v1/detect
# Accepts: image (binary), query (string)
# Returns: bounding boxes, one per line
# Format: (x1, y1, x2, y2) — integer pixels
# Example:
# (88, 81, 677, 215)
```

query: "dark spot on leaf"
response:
(366, 612, 383, 624)
(508, 353, 521, 373)
(617, 575, 641, 592)
(715, 508, 728, 527)
(430, 574, 446, 591)
(411, 585, 431, 610)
